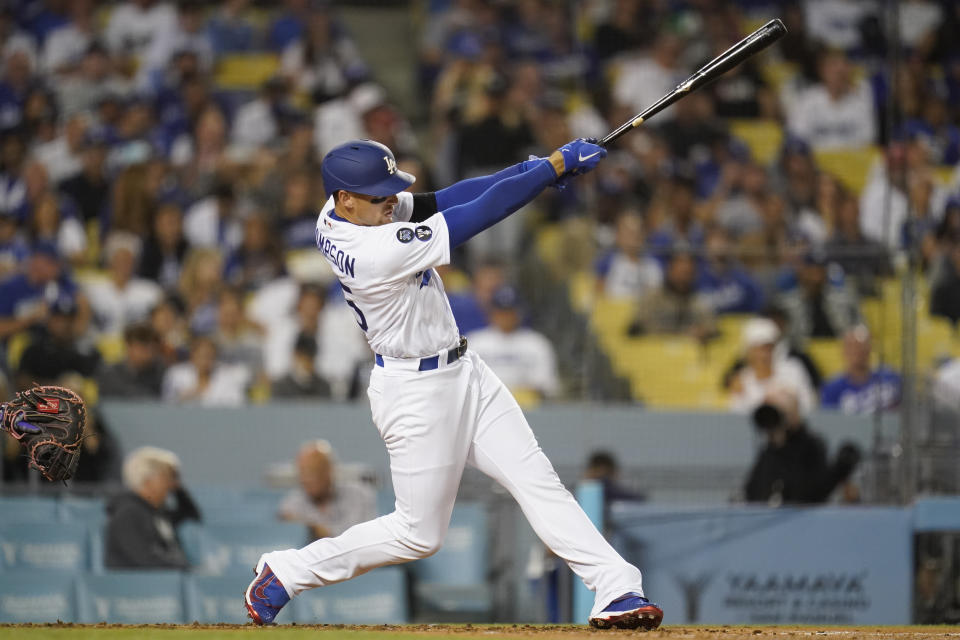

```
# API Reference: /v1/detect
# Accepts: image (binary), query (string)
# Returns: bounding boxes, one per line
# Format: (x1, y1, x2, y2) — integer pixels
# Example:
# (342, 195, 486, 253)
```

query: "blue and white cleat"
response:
(589, 592, 663, 630)
(244, 561, 290, 625)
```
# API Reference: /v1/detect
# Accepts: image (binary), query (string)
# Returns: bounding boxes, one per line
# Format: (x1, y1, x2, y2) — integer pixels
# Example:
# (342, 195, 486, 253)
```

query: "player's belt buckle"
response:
(454, 336, 468, 358)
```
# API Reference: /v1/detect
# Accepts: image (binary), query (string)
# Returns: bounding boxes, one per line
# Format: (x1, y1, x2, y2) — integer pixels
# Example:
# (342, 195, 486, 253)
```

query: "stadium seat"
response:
(730, 119, 783, 166)
(59, 496, 107, 525)
(0, 522, 90, 571)
(814, 146, 881, 194)
(214, 53, 280, 90)
(186, 572, 284, 624)
(0, 496, 59, 522)
(294, 566, 409, 624)
(0, 569, 78, 623)
(186, 523, 306, 575)
(410, 502, 492, 620)
(78, 571, 186, 623)
(807, 339, 845, 377)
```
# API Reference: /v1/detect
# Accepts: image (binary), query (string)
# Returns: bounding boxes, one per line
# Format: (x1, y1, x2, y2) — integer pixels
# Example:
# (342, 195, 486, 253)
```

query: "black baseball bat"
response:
(598, 19, 787, 147)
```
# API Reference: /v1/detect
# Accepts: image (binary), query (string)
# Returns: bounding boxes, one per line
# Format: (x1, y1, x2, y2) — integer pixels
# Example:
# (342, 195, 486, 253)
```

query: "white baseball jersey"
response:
(314, 193, 460, 358)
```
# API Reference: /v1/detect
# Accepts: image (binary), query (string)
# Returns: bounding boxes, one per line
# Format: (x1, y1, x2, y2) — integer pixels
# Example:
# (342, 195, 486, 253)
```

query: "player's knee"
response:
(398, 528, 445, 558)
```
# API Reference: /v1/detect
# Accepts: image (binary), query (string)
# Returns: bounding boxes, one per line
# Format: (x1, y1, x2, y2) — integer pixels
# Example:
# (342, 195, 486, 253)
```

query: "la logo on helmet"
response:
(383, 156, 398, 174)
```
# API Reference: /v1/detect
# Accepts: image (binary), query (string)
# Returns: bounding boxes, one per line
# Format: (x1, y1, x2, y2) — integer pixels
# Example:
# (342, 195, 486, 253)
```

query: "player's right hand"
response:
(549, 138, 607, 177)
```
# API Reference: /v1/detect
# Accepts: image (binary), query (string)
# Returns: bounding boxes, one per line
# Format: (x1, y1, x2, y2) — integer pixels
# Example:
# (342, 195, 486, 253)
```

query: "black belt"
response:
(376, 336, 468, 371)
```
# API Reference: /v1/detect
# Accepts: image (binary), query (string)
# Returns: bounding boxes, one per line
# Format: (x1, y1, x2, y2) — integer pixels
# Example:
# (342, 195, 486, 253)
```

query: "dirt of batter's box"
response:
(2, 624, 960, 638)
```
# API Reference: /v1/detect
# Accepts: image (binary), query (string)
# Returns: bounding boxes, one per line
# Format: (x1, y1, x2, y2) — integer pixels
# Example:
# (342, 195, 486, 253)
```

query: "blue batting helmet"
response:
(321, 139, 415, 199)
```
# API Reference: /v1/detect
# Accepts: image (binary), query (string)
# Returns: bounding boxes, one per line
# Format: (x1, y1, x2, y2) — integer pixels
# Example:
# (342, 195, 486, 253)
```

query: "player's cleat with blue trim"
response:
(245, 561, 290, 625)
(588, 592, 663, 630)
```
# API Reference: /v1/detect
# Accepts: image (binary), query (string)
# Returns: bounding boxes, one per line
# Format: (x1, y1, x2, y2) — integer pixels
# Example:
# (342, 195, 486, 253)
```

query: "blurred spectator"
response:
(279, 8, 367, 98)
(786, 49, 876, 150)
(467, 285, 560, 400)
(105, 446, 200, 569)
(162, 334, 250, 405)
(105, 0, 178, 71)
(583, 450, 645, 503)
(744, 386, 861, 506)
(0, 242, 89, 342)
(60, 131, 110, 225)
(140, 0, 213, 90)
(271, 333, 331, 399)
(183, 180, 242, 251)
(224, 212, 285, 291)
(170, 104, 229, 199)
(110, 161, 161, 237)
(0, 42, 37, 132)
(729, 317, 817, 417)
(41, 0, 96, 76)
(821, 325, 901, 414)
(177, 247, 223, 334)
(446, 258, 506, 334)
(930, 242, 960, 326)
(776, 251, 860, 342)
(801, 0, 878, 53)
(594, 209, 662, 300)
(140, 201, 189, 291)
(903, 96, 960, 166)
(207, 0, 257, 56)
(706, 159, 771, 239)
(84, 231, 163, 336)
(824, 187, 893, 296)
(697, 227, 764, 315)
(26, 190, 86, 265)
(97, 323, 165, 398)
(15, 296, 99, 389)
(267, 0, 310, 53)
(231, 75, 294, 150)
(628, 249, 716, 341)
(612, 33, 684, 122)
(278, 440, 375, 540)
(150, 295, 189, 365)
(278, 170, 319, 249)
(591, 0, 656, 64)
(31, 111, 87, 184)
(647, 171, 706, 260)
(54, 42, 131, 117)
(211, 286, 263, 380)
(0, 208, 27, 279)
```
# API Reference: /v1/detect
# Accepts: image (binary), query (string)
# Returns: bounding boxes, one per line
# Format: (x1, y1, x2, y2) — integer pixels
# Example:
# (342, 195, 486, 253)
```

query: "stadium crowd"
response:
(0, 0, 959, 447)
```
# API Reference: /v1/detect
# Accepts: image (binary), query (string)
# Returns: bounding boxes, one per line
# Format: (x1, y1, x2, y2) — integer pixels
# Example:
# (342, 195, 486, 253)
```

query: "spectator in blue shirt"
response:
(446, 259, 507, 335)
(207, 0, 257, 57)
(821, 325, 901, 414)
(0, 208, 28, 279)
(267, 0, 309, 52)
(0, 241, 88, 342)
(697, 227, 765, 315)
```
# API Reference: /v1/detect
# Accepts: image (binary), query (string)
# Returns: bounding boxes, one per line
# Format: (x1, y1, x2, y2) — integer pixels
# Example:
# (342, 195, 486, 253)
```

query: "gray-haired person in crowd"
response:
(104, 446, 201, 569)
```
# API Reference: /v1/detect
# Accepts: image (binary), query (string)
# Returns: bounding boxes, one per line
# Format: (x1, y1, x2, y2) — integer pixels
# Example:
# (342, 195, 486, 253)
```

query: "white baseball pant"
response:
(260, 350, 644, 617)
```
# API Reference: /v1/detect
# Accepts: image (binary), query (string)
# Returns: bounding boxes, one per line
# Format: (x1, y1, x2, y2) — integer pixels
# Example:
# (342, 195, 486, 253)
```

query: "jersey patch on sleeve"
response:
(415, 225, 433, 241)
(396, 227, 414, 243)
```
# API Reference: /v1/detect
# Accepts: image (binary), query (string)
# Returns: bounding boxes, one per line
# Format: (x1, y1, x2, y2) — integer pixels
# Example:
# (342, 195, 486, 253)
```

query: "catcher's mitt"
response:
(0, 386, 87, 482)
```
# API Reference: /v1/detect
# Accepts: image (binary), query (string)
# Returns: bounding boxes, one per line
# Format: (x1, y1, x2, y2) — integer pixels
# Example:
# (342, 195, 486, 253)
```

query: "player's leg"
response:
(251, 364, 477, 608)
(463, 352, 661, 626)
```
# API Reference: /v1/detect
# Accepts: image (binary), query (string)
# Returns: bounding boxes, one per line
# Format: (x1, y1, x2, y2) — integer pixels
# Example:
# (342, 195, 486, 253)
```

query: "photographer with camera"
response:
(744, 386, 862, 506)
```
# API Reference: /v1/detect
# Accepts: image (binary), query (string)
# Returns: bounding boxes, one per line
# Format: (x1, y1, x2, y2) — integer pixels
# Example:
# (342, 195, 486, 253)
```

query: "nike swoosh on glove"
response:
(556, 138, 607, 176)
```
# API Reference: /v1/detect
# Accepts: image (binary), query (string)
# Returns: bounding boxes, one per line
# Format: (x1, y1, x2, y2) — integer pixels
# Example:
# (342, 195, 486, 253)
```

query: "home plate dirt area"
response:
(2, 624, 959, 640)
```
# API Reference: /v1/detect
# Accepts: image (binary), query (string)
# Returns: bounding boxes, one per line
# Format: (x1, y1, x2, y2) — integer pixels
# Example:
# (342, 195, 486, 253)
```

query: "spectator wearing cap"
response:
(139, 200, 189, 292)
(824, 187, 893, 297)
(729, 317, 817, 417)
(271, 333, 332, 399)
(97, 323, 165, 398)
(162, 334, 251, 406)
(821, 325, 901, 414)
(696, 227, 765, 315)
(0, 208, 27, 279)
(628, 249, 716, 342)
(60, 128, 111, 225)
(0, 241, 88, 342)
(594, 209, 662, 301)
(84, 231, 163, 336)
(466, 285, 560, 401)
(105, 0, 178, 68)
(15, 294, 100, 389)
(775, 250, 860, 344)
(786, 49, 876, 151)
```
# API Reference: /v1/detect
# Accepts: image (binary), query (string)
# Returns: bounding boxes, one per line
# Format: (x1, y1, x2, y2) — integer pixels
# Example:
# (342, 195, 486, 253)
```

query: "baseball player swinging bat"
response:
(599, 19, 787, 147)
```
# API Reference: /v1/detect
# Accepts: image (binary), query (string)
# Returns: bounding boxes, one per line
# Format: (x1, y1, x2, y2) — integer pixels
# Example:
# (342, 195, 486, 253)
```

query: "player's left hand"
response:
(1, 386, 86, 483)
(550, 138, 606, 178)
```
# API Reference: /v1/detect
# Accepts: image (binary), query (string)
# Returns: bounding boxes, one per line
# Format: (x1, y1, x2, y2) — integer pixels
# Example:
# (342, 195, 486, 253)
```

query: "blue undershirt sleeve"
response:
(442, 160, 557, 249)
(435, 159, 544, 211)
